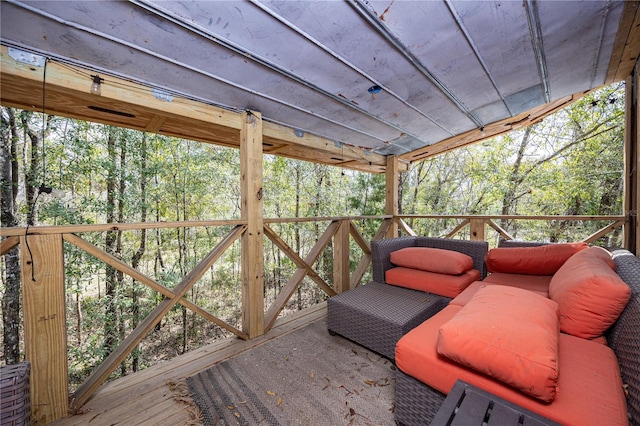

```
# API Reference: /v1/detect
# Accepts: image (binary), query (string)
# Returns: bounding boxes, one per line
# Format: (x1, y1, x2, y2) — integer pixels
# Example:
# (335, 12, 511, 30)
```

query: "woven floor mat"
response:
(187, 318, 396, 425)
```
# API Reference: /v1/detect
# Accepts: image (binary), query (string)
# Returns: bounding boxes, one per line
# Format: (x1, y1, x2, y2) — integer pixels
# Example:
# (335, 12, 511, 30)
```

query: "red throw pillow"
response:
(549, 249, 631, 339)
(485, 242, 587, 275)
(437, 285, 560, 402)
(390, 247, 473, 275)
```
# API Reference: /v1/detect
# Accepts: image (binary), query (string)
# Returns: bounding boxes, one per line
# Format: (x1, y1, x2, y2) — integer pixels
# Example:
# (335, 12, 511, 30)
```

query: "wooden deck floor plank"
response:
(52, 304, 327, 425)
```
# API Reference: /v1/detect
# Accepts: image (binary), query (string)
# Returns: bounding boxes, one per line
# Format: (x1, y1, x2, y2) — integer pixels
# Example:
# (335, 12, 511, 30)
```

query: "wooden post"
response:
(21, 234, 68, 424)
(469, 218, 486, 241)
(624, 64, 639, 255)
(385, 156, 399, 239)
(240, 110, 265, 338)
(333, 219, 350, 293)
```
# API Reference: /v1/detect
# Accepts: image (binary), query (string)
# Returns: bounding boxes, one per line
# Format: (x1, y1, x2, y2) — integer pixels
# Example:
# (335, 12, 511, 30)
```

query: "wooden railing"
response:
(0, 214, 627, 424)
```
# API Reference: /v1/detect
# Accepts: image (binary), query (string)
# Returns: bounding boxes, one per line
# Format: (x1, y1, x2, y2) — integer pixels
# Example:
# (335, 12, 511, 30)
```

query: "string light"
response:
(90, 74, 104, 95)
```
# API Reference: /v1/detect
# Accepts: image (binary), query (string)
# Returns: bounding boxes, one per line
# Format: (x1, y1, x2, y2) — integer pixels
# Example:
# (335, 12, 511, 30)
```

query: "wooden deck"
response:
(51, 304, 328, 426)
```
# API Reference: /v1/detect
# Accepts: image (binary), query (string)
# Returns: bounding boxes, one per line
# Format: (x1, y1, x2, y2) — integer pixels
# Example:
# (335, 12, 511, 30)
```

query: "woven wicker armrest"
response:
(371, 236, 489, 282)
(371, 236, 419, 283)
(607, 250, 640, 425)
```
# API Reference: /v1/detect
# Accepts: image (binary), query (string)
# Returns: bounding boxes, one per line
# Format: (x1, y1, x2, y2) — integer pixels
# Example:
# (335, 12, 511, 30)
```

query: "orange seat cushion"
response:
(396, 306, 628, 426)
(390, 247, 474, 275)
(451, 275, 551, 307)
(485, 242, 587, 275)
(549, 248, 631, 339)
(385, 267, 480, 298)
(437, 286, 560, 402)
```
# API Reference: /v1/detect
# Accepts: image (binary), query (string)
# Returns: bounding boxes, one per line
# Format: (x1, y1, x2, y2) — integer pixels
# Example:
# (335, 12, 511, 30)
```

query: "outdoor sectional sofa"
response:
(327, 236, 640, 425)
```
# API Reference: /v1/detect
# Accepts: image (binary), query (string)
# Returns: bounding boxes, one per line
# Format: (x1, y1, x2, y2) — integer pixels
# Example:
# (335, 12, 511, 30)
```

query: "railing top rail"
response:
(398, 214, 627, 221)
(0, 214, 626, 237)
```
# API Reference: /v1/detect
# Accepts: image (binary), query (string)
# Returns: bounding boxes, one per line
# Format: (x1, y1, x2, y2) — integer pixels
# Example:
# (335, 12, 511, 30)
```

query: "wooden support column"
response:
(333, 219, 350, 293)
(385, 156, 399, 239)
(469, 218, 486, 241)
(21, 234, 68, 425)
(240, 110, 265, 338)
(624, 63, 639, 255)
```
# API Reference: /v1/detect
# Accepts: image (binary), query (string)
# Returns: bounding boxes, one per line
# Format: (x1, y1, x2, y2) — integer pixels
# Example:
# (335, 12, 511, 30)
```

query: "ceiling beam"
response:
(401, 91, 590, 162)
(606, 1, 640, 84)
(0, 45, 399, 173)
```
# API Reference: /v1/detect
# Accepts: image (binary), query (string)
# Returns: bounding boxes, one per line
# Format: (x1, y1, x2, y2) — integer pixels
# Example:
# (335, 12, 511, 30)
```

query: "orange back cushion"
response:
(437, 285, 560, 402)
(385, 267, 480, 298)
(390, 247, 473, 275)
(485, 242, 587, 275)
(549, 248, 631, 339)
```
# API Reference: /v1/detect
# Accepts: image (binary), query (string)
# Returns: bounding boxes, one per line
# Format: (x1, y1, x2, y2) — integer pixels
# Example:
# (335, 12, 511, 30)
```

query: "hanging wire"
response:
(24, 58, 51, 281)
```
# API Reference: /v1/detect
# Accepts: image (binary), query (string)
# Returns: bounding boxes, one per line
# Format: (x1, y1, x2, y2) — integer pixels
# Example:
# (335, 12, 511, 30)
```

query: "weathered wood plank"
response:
(0, 235, 19, 255)
(51, 304, 326, 426)
(240, 110, 265, 339)
(21, 234, 68, 425)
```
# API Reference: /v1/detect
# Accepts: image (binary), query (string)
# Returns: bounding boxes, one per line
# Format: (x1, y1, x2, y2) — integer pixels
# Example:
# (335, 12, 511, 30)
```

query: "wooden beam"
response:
(624, 63, 639, 254)
(397, 218, 417, 236)
(63, 233, 246, 338)
(0, 46, 391, 173)
(486, 219, 514, 241)
(385, 156, 399, 239)
(333, 219, 351, 293)
(263, 225, 335, 297)
(402, 92, 589, 162)
(240, 110, 265, 339)
(263, 221, 340, 331)
(606, 1, 640, 84)
(469, 219, 486, 241)
(70, 225, 244, 410)
(21, 234, 68, 424)
(582, 220, 626, 245)
(0, 235, 19, 255)
(445, 219, 471, 239)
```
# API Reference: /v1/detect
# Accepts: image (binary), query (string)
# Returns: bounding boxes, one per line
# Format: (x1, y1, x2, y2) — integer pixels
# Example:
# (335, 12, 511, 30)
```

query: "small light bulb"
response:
(90, 75, 103, 95)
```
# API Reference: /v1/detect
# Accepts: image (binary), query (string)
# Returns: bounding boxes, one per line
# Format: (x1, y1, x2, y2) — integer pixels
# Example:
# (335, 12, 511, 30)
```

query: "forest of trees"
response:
(0, 83, 625, 388)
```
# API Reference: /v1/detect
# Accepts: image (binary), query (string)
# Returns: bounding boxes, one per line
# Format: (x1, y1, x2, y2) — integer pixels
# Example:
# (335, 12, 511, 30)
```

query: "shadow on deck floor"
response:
(51, 303, 397, 426)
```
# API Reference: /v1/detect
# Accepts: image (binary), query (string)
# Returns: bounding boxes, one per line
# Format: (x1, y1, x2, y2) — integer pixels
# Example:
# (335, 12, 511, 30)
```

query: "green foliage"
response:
(401, 84, 625, 244)
(0, 82, 626, 382)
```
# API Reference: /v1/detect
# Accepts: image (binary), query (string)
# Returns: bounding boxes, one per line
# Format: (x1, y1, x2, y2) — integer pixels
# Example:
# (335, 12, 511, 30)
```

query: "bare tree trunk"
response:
(130, 133, 147, 372)
(1, 107, 22, 363)
(116, 133, 126, 376)
(104, 126, 118, 357)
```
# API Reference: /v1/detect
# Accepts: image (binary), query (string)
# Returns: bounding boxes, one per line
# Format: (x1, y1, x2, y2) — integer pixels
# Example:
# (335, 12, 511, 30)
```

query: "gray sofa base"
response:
(327, 281, 448, 360)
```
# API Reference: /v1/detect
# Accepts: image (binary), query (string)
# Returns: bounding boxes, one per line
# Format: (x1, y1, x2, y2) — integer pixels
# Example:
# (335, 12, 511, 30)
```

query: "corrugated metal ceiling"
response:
(0, 0, 635, 162)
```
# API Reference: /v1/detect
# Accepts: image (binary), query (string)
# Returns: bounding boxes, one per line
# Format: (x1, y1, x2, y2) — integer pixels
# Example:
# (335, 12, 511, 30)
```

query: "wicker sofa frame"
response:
(327, 237, 488, 360)
(390, 241, 640, 426)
